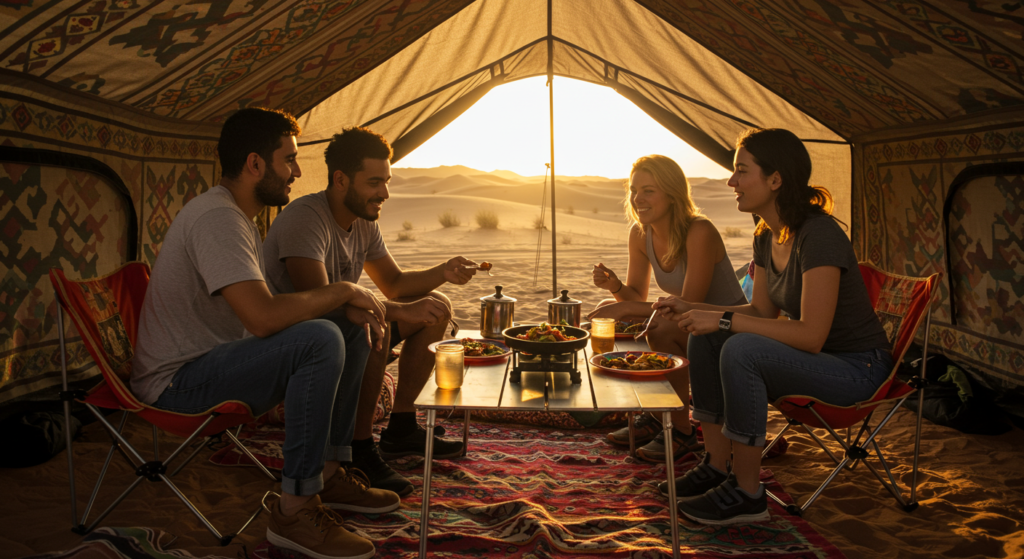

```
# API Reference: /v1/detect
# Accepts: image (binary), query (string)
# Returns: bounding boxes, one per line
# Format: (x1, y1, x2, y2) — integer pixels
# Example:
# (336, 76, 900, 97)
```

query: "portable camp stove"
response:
(507, 348, 583, 384)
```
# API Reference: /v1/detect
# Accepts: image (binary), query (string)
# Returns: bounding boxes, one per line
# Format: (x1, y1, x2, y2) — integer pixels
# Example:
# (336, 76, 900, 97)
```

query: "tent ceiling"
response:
(2, 0, 1022, 138)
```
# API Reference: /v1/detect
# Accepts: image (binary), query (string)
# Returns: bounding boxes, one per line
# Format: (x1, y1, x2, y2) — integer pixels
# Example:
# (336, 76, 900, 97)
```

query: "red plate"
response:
(590, 351, 688, 377)
(428, 338, 512, 366)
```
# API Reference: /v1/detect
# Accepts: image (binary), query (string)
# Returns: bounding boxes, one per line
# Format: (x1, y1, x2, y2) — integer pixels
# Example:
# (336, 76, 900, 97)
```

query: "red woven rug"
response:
(213, 416, 844, 558)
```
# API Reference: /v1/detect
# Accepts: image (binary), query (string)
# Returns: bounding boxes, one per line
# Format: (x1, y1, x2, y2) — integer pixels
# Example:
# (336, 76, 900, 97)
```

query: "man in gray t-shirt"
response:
(264, 127, 479, 496)
(132, 108, 399, 558)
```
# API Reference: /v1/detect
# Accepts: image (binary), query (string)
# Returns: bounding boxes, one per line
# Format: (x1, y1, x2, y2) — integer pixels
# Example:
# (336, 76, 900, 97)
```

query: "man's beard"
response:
(254, 169, 291, 207)
(344, 186, 384, 221)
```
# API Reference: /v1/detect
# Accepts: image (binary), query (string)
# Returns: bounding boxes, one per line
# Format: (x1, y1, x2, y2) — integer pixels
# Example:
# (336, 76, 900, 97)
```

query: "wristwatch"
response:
(718, 311, 734, 332)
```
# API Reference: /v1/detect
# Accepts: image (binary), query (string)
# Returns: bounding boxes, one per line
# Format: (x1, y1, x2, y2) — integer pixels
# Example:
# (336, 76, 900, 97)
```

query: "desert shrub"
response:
(592, 207, 599, 214)
(402, 220, 413, 231)
(561, 233, 572, 245)
(438, 210, 461, 228)
(724, 227, 744, 238)
(396, 231, 415, 241)
(532, 216, 547, 230)
(475, 209, 499, 229)
(564, 205, 575, 215)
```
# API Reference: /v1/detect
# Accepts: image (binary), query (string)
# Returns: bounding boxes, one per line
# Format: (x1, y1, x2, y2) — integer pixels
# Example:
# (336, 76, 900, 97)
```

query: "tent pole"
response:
(547, 0, 557, 298)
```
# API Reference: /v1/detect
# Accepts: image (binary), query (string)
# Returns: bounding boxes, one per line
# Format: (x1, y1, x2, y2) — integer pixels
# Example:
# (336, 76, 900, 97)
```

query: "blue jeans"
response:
(153, 318, 371, 496)
(688, 332, 893, 447)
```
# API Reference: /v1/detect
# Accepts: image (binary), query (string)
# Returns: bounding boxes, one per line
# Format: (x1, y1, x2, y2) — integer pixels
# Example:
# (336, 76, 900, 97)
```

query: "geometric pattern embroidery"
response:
(0, 162, 129, 404)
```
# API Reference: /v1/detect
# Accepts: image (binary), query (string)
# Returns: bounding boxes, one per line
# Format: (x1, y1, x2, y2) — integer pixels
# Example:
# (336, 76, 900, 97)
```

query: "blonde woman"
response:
(588, 155, 745, 463)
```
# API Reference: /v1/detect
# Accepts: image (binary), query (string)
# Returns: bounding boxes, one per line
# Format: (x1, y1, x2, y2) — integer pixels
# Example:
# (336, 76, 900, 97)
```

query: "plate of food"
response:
(589, 351, 688, 377)
(503, 323, 589, 354)
(614, 320, 646, 339)
(428, 338, 512, 365)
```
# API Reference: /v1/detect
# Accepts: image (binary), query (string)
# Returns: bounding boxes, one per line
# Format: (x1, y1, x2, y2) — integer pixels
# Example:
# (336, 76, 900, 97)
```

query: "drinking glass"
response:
(435, 344, 465, 390)
(590, 318, 616, 355)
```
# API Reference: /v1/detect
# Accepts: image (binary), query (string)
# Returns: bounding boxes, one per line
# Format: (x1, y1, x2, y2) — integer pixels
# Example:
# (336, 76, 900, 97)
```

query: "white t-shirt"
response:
(131, 186, 265, 404)
(263, 191, 388, 297)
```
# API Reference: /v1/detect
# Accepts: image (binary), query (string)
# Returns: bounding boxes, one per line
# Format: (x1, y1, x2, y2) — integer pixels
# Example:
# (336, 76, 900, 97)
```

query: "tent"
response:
(1, 1, 1022, 416)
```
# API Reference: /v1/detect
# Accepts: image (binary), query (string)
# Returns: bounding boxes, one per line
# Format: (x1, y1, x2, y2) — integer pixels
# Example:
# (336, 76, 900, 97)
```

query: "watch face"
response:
(719, 318, 731, 330)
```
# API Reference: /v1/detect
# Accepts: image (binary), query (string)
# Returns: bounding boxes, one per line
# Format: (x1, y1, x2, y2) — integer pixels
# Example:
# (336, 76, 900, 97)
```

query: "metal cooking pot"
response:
(480, 285, 516, 339)
(547, 289, 583, 327)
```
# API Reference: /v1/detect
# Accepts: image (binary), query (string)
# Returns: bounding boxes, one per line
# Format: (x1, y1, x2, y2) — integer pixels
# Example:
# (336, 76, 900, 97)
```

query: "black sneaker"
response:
(379, 424, 464, 460)
(606, 412, 661, 446)
(658, 453, 728, 499)
(350, 443, 414, 497)
(677, 473, 770, 525)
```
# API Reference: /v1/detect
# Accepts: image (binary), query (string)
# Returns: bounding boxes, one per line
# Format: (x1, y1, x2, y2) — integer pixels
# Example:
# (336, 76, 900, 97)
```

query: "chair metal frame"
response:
(761, 263, 940, 517)
(51, 263, 277, 545)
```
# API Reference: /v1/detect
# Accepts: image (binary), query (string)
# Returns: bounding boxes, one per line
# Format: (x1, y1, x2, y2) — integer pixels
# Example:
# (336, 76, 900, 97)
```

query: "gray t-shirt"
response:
(753, 214, 890, 354)
(264, 191, 388, 296)
(131, 186, 266, 404)
(644, 222, 746, 306)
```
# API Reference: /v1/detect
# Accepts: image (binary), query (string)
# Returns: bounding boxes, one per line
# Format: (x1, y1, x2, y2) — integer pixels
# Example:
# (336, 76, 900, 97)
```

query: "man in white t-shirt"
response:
(133, 108, 397, 559)
(264, 127, 478, 496)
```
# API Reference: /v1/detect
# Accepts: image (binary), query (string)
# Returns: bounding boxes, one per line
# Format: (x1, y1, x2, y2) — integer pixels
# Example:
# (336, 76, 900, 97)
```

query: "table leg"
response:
(419, 409, 437, 558)
(628, 411, 636, 458)
(663, 411, 680, 559)
(462, 410, 470, 457)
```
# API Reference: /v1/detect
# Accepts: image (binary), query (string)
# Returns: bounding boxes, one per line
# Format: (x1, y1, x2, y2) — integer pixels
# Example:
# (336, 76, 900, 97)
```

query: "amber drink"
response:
(435, 344, 465, 390)
(590, 318, 616, 355)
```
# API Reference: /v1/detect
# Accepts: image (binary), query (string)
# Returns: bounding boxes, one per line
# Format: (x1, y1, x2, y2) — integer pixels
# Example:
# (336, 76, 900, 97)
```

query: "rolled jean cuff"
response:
(721, 424, 765, 448)
(691, 408, 724, 426)
(325, 445, 351, 463)
(281, 473, 324, 497)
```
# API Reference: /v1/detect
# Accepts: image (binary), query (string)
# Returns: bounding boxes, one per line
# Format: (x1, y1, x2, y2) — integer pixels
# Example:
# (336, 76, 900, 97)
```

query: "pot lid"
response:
(480, 285, 516, 303)
(547, 289, 581, 306)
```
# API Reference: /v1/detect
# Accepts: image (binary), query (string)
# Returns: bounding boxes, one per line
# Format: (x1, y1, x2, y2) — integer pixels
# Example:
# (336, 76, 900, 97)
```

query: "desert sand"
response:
(1, 167, 1021, 558)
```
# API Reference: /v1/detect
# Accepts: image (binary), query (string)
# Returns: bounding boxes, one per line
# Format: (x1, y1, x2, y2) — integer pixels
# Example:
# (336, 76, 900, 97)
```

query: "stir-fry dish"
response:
(601, 352, 673, 371)
(460, 338, 506, 356)
(515, 322, 578, 342)
(615, 321, 646, 334)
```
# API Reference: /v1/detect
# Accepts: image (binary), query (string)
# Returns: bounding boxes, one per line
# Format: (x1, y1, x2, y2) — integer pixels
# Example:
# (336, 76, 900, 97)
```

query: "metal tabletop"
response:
(414, 330, 685, 413)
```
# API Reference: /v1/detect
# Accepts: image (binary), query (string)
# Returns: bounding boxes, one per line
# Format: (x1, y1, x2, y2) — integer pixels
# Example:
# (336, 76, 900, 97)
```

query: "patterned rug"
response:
(18, 527, 232, 559)
(213, 415, 845, 559)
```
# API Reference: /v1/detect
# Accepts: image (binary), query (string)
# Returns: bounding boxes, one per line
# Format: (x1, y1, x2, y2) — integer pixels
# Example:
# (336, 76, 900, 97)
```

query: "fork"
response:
(634, 308, 660, 340)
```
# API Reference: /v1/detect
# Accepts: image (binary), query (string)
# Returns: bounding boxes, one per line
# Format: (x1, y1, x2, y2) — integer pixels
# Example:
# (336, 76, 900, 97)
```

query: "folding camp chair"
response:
(50, 262, 277, 545)
(761, 262, 941, 516)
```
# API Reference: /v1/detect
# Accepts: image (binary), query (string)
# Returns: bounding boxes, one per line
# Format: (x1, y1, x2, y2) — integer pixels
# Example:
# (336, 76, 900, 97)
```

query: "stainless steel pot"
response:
(547, 289, 582, 327)
(480, 285, 516, 339)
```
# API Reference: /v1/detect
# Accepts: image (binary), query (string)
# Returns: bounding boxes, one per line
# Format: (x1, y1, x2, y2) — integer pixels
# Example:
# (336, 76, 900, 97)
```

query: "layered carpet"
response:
(211, 415, 845, 559)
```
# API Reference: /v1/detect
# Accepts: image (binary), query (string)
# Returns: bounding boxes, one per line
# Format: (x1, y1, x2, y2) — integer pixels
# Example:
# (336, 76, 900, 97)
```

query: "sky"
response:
(395, 76, 732, 180)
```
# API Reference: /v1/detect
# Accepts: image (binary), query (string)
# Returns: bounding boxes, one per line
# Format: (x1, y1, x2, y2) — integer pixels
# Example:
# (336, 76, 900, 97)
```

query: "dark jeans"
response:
(688, 331, 893, 447)
(153, 318, 371, 496)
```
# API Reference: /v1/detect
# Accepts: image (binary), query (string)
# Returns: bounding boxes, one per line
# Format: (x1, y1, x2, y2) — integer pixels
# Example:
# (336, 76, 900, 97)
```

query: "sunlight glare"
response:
(395, 76, 731, 180)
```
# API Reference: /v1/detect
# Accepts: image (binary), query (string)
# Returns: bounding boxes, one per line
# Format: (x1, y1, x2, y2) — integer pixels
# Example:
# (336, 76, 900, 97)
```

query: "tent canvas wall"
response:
(1, 0, 1021, 414)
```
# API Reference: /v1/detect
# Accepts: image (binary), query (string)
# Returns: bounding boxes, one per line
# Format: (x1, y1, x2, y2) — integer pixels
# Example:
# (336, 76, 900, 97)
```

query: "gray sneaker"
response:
(635, 427, 703, 463)
(606, 413, 661, 446)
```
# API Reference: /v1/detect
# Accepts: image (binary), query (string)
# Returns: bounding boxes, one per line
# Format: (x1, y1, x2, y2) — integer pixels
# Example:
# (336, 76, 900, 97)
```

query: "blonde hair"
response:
(623, 155, 704, 264)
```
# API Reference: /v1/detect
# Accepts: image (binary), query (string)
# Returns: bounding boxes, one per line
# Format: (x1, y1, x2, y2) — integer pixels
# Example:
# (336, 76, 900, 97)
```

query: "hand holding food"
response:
(445, 256, 477, 284)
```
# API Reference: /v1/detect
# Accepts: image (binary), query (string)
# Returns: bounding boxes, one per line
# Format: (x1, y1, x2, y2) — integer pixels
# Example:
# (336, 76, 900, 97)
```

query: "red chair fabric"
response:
(764, 262, 941, 516)
(49, 262, 273, 543)
(50, 263, 255, 437)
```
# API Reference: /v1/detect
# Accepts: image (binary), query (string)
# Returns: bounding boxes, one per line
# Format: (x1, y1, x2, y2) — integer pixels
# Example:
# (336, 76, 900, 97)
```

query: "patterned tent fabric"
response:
(1, 0, 1022, 407)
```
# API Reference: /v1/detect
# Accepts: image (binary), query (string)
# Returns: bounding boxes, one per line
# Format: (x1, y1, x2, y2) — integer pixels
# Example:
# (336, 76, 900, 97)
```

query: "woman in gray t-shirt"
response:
(653, 129, 893, 526)
(587, 155, 745, 463)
